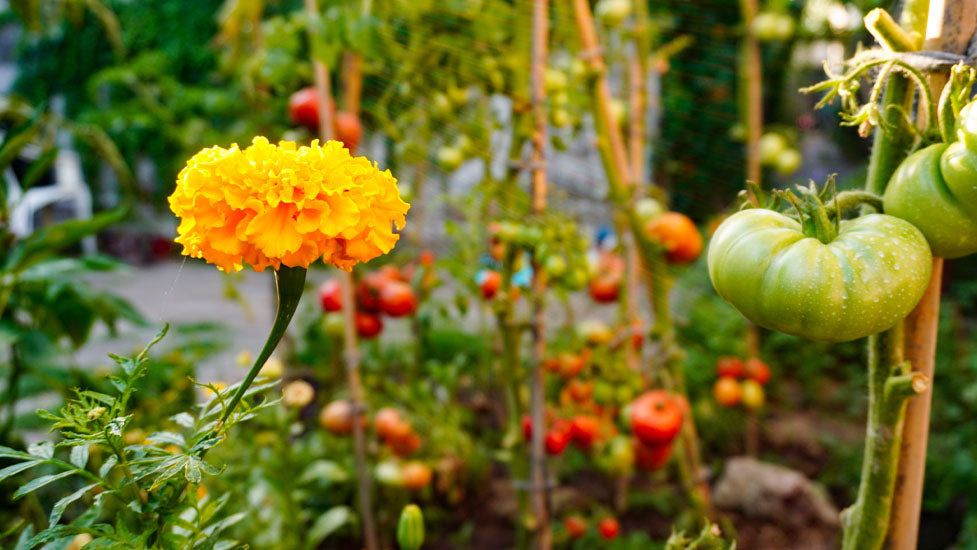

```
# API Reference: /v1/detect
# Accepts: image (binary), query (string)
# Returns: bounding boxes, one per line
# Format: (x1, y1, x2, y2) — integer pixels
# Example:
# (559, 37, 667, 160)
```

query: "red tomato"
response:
(318, 279, 343, 312)
(477, 269, 501, 299)
(630, 390, 683, 446)
(716, 356, 745, 378)
(379, 281, 418, 317)
(355, 312, 383, 339)
(570, 415, 601, 449)
(634, 438, 672, 471)
(419, 250, 435, 267)
(645, 212, 703, 264)
(560, 353, 585, 379)
(567, 379, 594, 403)
(543, 356, 562, 373)
(288, 87, 333, 129)
(564, 516, 587, 539)
(545, 430, 571, 455)
(588, 275, 621, 303)
(401, 461, 432, 490)
(377, 264, 407, 282)
(319, 400, 359, 435)
(522, 415, 533, 441)
(334, 111, 362, 152)
(745, 357, 771, 385)
(390, 431, 422, 457)
(356, 272, 386, 313)
(375, 408, 410, 441)
(713, 376, 743, 407)
(598, 517, 620, 540)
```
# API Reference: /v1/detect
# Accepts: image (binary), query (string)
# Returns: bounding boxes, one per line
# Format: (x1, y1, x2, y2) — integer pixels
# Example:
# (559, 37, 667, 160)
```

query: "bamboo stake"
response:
(739, 0, 763, 189)
(888, 3, 976, 547)
(528, 1, 551, 549)
(303, 1, 377, 549)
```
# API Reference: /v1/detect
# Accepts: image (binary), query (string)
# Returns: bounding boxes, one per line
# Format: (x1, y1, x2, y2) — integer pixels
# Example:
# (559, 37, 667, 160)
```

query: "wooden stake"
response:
(889, 6, 975, 548)
(528, 1, 551, 548)
(304, 1, 377, 549)
(739, 0, 763, 192)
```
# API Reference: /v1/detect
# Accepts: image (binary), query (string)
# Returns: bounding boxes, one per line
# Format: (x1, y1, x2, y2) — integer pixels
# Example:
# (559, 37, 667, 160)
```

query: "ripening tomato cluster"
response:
(319, 402, 431, 490)
(486, 218, 591, 291)
(629, 390, 686, 471)
(319, 258, 434, 339)
(712, 356, 770, 410)
(288, 87, 363, 152)
(522, 412, 605, 456)
(562, 514, 620, 541)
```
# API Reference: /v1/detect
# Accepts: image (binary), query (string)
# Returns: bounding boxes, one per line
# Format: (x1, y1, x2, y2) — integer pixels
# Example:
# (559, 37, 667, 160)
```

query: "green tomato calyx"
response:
(777, 178, 883, 245)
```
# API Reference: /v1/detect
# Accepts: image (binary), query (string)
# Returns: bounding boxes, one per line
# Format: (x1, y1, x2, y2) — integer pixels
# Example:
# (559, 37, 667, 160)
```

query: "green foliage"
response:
(0, 325, 279, 549)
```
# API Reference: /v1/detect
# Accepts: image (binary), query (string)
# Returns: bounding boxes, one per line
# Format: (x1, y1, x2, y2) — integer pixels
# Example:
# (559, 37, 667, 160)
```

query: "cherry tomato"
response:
(334, 111, 362, 152)
(288, 87, 332, 129)
(741, 379, 765, 410)
(356, 272, 386, 313)
(318, 279, 342, 312)
(390, 431, 422, 457)
(564, 516, 587, 539)
(630, 390, 683, 446)
(598, 517, 620, 540)
(715, 356, 745, 378)
(401, 461, 432, 490)
(634, 438, 672, 471)
(522, 415, 533, 441)
(545, 429, 571, 455)
(567, 379, 594, 403)
(559, 353, 585, 379)
(543, 356, 562, 374)
(588, 275, 621, 303)
(319, 400, 360, 435)
(355, 311, 383, 339)
(645, 212, 703, 264)
(375, 408, 410, 441)
(744, 357, 771, 385)
(570, 415, 601, 449)
(713, 376, 743, 407)
(476, 269, 501, 299)
(379, 281, 418, 317)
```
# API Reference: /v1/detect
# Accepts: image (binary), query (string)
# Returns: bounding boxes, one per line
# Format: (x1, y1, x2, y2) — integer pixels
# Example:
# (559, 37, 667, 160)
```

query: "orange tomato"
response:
(588, 275, 621, 303)
(567, 379, 594, 403)
(375, 408, 410, 441)
(713, 376, 743, 407)
(334, 111, 362, 152)
(401, 461, 432, 490)
(745, 357, 771, 385)
(564, 516, 587, 539)
(390, 431, 422, 457)
(319, 400, 360, 435)
(570, 415, 601, 449)
(560, 353, 585, 378)
(645, 212, 703, 264)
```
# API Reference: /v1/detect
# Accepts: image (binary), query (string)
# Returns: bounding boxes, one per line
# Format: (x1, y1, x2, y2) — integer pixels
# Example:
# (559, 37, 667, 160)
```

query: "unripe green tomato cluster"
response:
(758, 132, 802, 175)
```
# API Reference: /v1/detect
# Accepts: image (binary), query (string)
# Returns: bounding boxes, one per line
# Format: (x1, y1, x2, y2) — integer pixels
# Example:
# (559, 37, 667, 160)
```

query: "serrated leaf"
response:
(146, 432, 185, 447)
(0, 460, 41, 483)
(98, 455, 117, 478)
(48, 483, 98, 527)
(69, 445, 89, 470)
(28, 441, 54, 460)
(308, 506, 352, 544)
(170, 413, 195, 428)
(15, 470, 77, 499)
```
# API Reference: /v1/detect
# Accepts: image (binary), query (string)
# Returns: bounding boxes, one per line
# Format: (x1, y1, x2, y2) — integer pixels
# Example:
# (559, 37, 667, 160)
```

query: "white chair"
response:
(7, 146, 97, 254)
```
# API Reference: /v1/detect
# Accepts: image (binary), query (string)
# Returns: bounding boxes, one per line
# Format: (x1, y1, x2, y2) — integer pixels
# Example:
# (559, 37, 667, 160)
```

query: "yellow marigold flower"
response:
(169, 137, 409, 272)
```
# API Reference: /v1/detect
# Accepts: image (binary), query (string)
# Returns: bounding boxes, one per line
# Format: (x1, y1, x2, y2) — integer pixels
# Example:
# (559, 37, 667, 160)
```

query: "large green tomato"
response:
(883, 102, 977, 258)
(708, 209, 932, 342)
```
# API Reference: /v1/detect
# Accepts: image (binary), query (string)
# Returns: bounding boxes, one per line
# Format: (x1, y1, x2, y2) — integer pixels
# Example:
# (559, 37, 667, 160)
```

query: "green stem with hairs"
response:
(220, 265, 307, 424)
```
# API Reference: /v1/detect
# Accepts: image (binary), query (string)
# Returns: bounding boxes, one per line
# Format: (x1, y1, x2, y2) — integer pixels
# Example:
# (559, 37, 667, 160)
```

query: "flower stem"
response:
(220, 266, 307, 424)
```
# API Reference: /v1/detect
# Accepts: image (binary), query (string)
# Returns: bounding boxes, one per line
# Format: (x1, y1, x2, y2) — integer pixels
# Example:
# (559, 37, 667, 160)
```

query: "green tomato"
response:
(708, 209, 932, 342)
(595, 0, 632, 27)
(775, 148, 803, 175)
(635, 197, 665, 222)
(883, 102, 977, 258)
(544, 255, 568, 277)
(544, 69, 568, 93)
(437, 146, 464, 171)
(759, 133, 787, 165)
